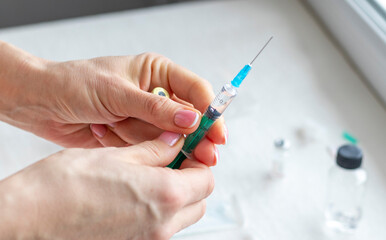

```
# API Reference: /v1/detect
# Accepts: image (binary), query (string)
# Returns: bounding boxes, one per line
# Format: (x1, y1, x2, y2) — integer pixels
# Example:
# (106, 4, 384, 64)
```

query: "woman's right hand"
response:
(0, 131, 214, 240)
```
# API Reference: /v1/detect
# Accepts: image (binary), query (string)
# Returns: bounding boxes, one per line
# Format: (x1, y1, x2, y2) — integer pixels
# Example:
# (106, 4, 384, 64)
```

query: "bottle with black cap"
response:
(325, 144, 367, 232)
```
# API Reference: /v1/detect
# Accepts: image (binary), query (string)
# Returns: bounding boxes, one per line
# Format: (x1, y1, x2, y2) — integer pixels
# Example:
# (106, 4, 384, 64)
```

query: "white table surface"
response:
(1, 0, 385, 239)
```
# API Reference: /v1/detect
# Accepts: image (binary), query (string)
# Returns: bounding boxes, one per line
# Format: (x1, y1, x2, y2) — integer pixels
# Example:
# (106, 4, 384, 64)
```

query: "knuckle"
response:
(150, 226, 173, 240)
(141, 141, 162, 162)
(154, 54, 171, 66)
(197, 77, 212, 90)
(59, 148, 84, 158)
(144, 52, 172, 75)
(146, 96, 169, 117)
(206, 170, 215, 196)
(97, 73, 114, 83)
(163, 188, 184, 211)
(198, 200, 207, 219)
(143, 52, 169, 63)
(93, 69, 122, 86)
(139, 52, 166, 68)
(159, 178, 184, 212)
(142, 51, 160, 58)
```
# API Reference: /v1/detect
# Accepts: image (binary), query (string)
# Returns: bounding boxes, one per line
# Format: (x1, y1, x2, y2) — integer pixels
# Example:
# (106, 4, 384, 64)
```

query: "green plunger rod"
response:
(167, 112, 216, 169)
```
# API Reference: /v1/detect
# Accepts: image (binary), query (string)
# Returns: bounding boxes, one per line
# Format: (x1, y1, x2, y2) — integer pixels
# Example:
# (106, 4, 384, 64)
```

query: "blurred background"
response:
(0, 0, 385, 239)
(1, 0, 385, 104)
(0, 0, 202, 28)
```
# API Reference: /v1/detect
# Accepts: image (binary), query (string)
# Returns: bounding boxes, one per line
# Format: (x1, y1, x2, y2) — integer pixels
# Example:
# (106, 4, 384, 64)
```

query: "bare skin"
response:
(0, 132, 215, 240)
(0, 41, 227, 239)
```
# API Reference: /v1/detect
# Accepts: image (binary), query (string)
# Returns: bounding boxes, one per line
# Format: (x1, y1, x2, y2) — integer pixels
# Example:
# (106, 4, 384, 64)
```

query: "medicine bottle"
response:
(270, 138, 290, 178)
(325, 144, 367, 232)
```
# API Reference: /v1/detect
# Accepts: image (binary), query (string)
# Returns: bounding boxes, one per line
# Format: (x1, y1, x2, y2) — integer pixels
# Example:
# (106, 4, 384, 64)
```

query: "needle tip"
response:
(249, 36, 274, 65)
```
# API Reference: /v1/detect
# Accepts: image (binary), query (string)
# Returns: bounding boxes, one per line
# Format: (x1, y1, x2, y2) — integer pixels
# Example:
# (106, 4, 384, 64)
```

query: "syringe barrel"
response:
(166, 112, 214, 168)
(208, 83, 238, 116)
(180, 83, 238, 159)
(167, 83, 239, 168)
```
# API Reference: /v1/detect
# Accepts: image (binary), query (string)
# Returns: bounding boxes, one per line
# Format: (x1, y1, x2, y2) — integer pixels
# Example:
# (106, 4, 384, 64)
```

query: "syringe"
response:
(167, 37, 273, 169)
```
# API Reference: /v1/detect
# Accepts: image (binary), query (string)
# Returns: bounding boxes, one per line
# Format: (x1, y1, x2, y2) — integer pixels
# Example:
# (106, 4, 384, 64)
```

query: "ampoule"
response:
(325, 144, 367, 232)
(270, 138, 290, 178)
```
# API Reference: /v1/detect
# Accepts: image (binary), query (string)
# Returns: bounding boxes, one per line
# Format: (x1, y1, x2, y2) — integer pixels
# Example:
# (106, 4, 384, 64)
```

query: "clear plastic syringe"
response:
(167, 37, 273, 169)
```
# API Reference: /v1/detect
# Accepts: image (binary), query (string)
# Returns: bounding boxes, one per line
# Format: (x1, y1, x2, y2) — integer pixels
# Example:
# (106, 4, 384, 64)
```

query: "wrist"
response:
(0, 41, 51, 131)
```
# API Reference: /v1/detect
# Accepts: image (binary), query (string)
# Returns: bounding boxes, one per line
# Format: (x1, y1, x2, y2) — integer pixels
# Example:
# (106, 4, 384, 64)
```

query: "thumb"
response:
(123, 131, 184, 167)
(127, 90, 201, 134)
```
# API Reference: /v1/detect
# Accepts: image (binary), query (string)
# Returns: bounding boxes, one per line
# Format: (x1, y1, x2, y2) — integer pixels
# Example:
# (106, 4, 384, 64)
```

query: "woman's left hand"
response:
(0, 42, 226, 166)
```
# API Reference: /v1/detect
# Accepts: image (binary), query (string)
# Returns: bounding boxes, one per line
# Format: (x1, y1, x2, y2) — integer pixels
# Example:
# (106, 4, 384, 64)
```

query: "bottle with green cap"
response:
(325, 144, 367, 232)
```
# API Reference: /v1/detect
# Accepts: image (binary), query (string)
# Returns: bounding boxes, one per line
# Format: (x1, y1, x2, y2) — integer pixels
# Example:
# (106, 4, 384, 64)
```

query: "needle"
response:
(249, 36, 273, 65)
(168, 36, 275, 169)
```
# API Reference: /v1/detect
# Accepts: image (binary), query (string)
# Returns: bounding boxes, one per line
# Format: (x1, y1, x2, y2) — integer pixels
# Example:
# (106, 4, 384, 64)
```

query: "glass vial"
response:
(270, 138, 290, 178)
(325, 144, 367, 232)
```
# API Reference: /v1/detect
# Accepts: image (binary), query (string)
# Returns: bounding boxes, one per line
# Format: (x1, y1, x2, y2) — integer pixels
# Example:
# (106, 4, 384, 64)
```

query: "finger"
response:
(108, 118, 163, 144)
(171, 164, 215, 205)
(165, 61, 227, 143)
(53, 124, 103, 148)
(168, 200, 207, 235)
(193, 137, 218, 167)
(121, 89, 202, 134)
(90, 124, 128, 147)
(112, 131, 184, 166)
(179, 158, 208, 170)
(126, 53, 211, 132)
(206, 117, 227, 145)
(170, 94, 194, 108)
(148, 57, 215, 113)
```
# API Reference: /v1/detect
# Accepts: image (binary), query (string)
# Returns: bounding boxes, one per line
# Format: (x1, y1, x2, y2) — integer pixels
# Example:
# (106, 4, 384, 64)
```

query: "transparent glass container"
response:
(325, 164, 367, 232)
(270, 139, 290, 178)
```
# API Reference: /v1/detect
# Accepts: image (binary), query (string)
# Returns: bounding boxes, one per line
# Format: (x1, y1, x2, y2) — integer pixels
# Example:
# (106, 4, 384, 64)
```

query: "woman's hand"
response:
(0, 132, 214, 240)
(0, 41, 226, 166)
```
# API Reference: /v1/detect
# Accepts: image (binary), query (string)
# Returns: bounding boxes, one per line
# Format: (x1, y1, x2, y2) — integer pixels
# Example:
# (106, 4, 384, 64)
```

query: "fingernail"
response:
(174, 110, 199, 128)
(107, 122, 116, 128)
(223, 124, 228, 145)
(90, 124, 107, 138)
(214, 146, 219, 165)
(159, 131, 182, 147)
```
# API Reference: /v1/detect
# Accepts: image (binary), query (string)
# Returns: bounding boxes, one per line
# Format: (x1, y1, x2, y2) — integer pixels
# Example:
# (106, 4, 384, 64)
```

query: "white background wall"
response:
(0, 0, 198, 28)
(303, 0, 386, 105)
